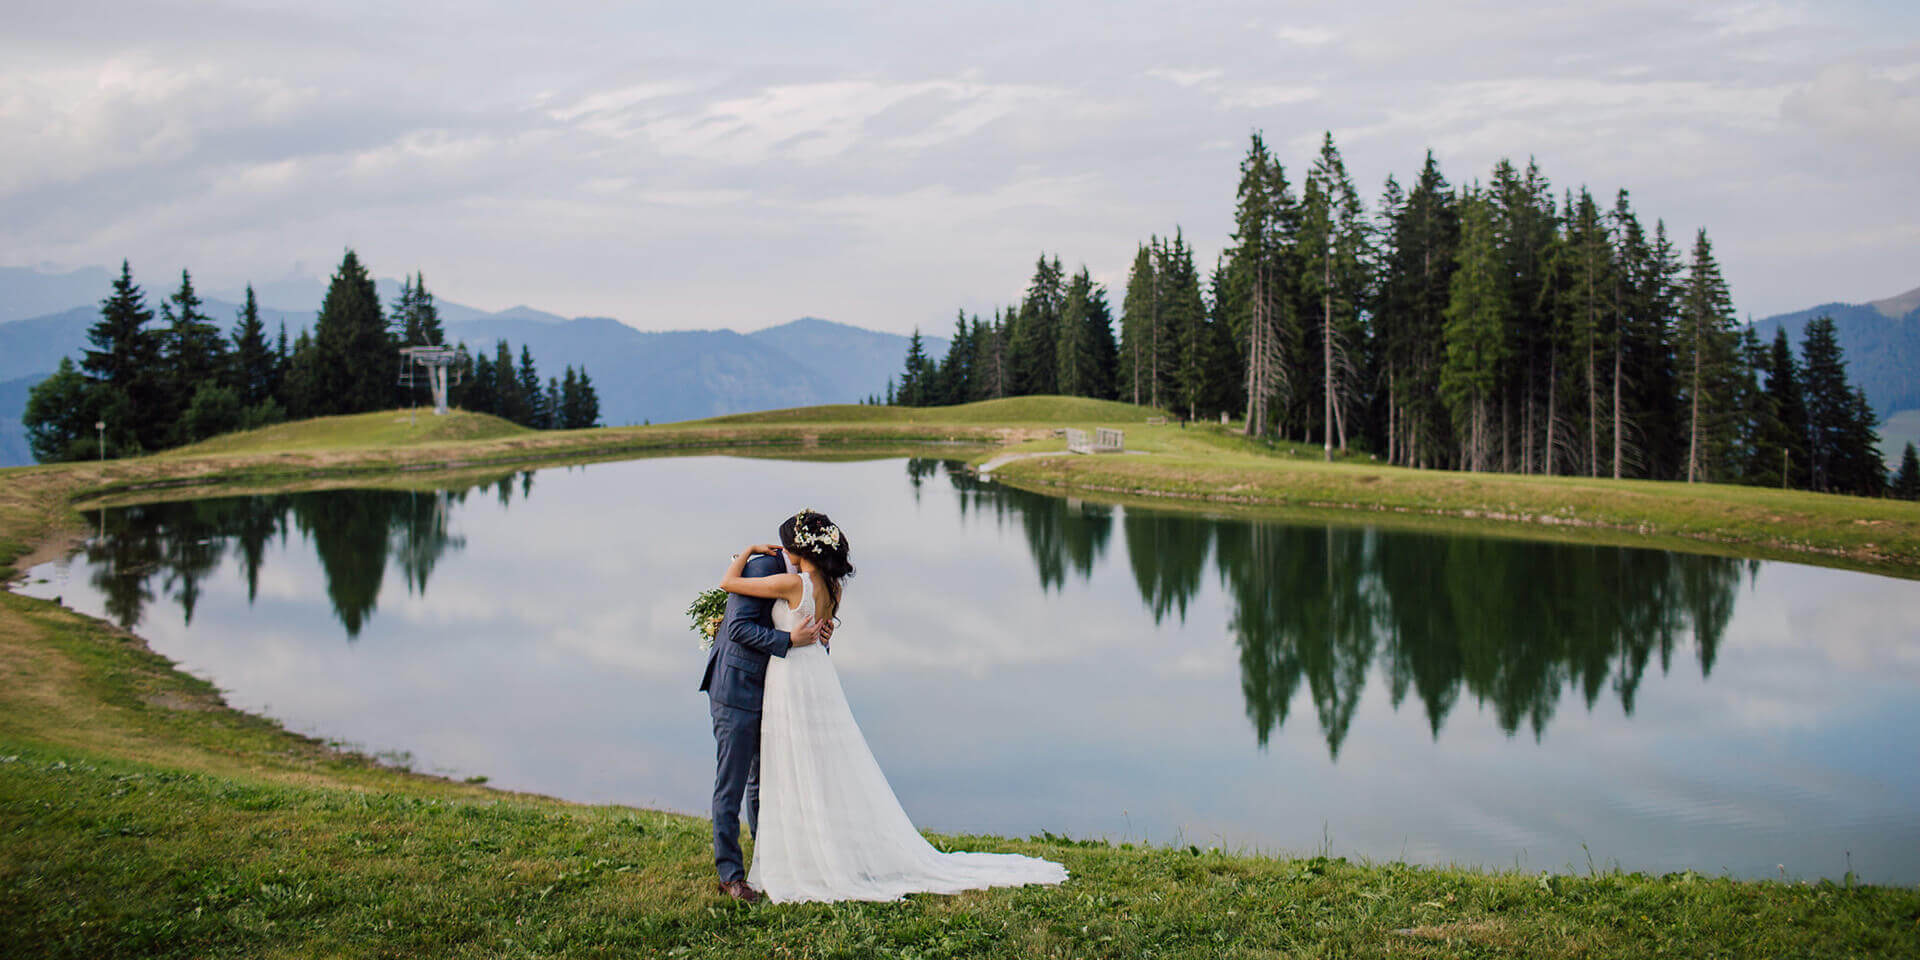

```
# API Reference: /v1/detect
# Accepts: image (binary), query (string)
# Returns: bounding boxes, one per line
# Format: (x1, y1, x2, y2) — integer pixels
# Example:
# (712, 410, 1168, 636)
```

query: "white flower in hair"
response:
(791, 509, 843, 551)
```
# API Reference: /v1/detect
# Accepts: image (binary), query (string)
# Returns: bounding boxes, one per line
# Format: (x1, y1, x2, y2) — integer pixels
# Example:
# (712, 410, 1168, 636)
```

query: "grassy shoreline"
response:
(5, 402, 1920, 957)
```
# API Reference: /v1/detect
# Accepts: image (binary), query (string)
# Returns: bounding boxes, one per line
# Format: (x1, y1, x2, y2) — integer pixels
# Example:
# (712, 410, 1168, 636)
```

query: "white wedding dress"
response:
(747, 575, 1068, 902)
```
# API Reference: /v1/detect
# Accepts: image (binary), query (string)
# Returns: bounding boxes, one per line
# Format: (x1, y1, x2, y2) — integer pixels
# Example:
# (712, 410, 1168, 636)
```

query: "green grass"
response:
(979, 418, 1920, 576)
(167, 409, 529, 456)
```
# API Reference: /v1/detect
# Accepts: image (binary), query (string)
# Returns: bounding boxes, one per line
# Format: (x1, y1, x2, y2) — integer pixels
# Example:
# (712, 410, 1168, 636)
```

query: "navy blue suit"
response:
(698, 553, 792, 882)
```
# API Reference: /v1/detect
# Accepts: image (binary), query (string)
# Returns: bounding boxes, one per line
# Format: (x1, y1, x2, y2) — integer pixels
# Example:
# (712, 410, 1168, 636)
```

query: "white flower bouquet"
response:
(689, 587, 728, 652)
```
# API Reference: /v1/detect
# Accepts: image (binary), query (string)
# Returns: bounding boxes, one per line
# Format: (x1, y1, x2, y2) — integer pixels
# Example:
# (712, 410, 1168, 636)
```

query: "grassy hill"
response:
(167, 409, 530, 456)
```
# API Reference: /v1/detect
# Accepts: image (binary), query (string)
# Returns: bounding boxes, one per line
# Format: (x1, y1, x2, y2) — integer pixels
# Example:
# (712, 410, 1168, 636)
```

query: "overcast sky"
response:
(5, 0, 1916, 333)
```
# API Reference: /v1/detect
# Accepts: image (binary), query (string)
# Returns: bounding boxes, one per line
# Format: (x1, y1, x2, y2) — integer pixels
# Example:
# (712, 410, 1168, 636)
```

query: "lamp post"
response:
(95, 420, 105, 462)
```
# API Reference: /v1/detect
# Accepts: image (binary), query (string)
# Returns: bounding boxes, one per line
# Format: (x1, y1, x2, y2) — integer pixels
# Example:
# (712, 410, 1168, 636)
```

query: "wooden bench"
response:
(1068, 428, 1125, 454)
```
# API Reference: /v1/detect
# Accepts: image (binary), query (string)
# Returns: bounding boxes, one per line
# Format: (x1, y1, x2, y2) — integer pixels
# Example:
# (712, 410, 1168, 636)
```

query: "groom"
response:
(699, 547, 829, 902)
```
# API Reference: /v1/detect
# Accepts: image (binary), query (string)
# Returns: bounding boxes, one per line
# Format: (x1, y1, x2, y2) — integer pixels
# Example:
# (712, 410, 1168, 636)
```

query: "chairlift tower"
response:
(399, 345, 461, 416)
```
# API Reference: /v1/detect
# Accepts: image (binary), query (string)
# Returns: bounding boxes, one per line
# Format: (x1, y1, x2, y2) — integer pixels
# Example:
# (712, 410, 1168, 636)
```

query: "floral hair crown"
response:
(789, 509, 843, 552)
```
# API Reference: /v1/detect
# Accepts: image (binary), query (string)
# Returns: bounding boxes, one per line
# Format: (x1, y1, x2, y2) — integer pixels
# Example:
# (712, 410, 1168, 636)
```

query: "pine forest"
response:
(885, 133, 1892, 498)
(23, 250, 600, 462)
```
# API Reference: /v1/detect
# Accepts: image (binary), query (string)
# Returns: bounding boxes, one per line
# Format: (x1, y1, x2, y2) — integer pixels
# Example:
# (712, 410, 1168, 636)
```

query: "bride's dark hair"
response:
(780, 509, 853, 621)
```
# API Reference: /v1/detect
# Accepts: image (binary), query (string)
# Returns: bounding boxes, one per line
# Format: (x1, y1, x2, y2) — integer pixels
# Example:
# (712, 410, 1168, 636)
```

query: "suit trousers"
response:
(710, 700, 761, 882)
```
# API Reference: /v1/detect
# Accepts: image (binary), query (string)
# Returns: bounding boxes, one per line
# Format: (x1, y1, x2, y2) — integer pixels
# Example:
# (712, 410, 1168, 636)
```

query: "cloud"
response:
(1781, 61, 1920, 155)
(1, 0, 1915, 327)
(1273, 26, 1337, 46)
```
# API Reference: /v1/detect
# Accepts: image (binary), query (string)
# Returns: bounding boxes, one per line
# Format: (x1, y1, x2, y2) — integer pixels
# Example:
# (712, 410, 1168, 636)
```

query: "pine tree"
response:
(898, 329, 931, 406)
(1227, 133, 1297, 437)
(81, 261, 161, 454)
(1300, 132, 1369, 457)
(1893, 443, 1920, 500)
(1799, 314, 1851, 493)
(1440, 190, 1510, 472)
(1376, 153, 1458, 468)
(1490, 159, 1556, 474)
(158, 269, 228, 445)
(467, 350, 498, 416)
(391, 271, 444, 346)
(1010, 255, 1064, 395)
(230, 285, 277, 407)
(1762, 326, 1811, 487)
(1057, 267, 1115, 399)
(494, 340, 525, 424)
(574, 368, 600, 427)
(313, 249, 394, 415)
(1677, 229, 1739, 483)
(280, 331, 323, 419)
(1558, 189, 1614, 477)
(543, 377, 562, 430)
(1160, 231, 1212, 420)
(516, 345, 543, 427)
(1118, 244, 1158, 407)
(938, 310, 975, 404)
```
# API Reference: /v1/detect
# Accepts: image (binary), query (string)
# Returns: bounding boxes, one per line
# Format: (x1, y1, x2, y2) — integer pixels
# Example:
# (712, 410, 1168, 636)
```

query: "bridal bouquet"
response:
(688, 587, 728, 652)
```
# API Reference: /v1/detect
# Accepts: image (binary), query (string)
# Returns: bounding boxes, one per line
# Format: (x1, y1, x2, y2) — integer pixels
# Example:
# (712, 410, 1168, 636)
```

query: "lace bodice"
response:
(771, 572, 816, 634)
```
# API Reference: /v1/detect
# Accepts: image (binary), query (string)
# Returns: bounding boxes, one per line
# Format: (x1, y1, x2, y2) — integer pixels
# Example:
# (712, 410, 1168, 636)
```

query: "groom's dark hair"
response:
(780, 510, 854, 621)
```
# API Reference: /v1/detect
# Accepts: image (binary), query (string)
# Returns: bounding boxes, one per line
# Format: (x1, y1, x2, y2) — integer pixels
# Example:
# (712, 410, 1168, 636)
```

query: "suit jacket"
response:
(698, 552, 792, 713)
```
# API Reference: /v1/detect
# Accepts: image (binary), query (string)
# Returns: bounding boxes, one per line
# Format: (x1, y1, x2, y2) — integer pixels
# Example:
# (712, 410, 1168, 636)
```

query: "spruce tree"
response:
(1676, 229, 1738, 483)
(939, 310, 975, 404)
(1800, 314, 1851, 492)
(1010, 255, 1063, 395)
(1376, 153, 1458, 468)
(1056, 267, 1114, 399)
(159, 269, 228, 445)
(313, 249, 394, 414)
(467, 351, 498, 415)
(516, 345, 543, 427)
(1763, 326, 1811, 487)
(1300, 132, 1369, 457)
(1227, 133, 1297, 437)
(493, 340, 524, 423)
(1159, 232, 1212, 420)
(1118, 244, 1158, 407)
(1440, 190, 1510, 472)
(82, 261, 161, 454)
(898, 330, 930, 406)
(279, 331, 323, 419)
(231, 285, 277, 407)
(391, 271, 445, 346)
(544, 377, 562, 430)
(573, 368, 600, 427)
(1894, 443, 1920, 500)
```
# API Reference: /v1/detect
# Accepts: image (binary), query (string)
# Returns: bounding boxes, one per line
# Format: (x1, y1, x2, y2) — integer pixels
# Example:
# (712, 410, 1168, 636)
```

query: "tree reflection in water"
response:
(929, 458, 1741, 758)
(80, 474, 505, 638)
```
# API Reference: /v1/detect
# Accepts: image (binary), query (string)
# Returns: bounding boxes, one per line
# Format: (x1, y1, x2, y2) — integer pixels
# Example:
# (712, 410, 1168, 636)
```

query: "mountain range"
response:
(0, 266, 946, 465)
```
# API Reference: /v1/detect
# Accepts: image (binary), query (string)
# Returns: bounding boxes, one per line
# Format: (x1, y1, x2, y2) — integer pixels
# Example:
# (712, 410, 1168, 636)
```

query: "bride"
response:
(717, 509, 1068, 903)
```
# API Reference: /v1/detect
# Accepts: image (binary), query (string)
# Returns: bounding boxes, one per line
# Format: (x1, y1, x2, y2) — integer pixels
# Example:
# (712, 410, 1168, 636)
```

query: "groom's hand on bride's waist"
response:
(791, 615, 833, 650)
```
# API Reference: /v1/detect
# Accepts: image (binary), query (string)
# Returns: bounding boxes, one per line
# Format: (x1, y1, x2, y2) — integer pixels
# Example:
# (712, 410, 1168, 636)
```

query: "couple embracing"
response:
(698, 508, 1067, 903)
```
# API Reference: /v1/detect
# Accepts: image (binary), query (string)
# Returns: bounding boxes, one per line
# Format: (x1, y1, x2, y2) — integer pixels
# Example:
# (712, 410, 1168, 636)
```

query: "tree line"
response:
(887, 133, 1894, 497)
(24, 249, 600, 462)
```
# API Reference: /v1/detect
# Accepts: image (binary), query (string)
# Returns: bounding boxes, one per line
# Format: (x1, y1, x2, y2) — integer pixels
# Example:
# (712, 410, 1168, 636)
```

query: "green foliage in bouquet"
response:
(688, 587, 729, 651)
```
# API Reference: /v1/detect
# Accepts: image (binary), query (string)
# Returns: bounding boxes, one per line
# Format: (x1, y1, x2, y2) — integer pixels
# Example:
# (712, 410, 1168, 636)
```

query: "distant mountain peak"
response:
(1869, 285, 1920, 320)
(490, 305, 570, 324)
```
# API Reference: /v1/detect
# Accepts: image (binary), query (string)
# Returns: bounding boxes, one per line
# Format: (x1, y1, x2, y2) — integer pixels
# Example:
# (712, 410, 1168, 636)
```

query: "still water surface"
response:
(17, 456, 1920, 883)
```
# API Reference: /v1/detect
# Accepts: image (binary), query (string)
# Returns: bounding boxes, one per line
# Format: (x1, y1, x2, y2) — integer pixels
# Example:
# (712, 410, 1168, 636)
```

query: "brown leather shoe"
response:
(717, 879, 761, 903)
